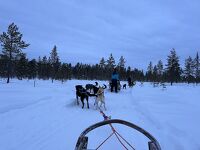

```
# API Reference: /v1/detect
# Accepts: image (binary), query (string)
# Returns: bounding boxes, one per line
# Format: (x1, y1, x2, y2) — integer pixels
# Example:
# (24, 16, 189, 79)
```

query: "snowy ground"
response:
(0, 79, 200, 150)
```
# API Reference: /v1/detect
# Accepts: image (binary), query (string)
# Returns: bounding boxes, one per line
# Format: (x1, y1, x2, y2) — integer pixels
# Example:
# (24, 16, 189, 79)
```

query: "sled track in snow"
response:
(0, 96, 52, 114)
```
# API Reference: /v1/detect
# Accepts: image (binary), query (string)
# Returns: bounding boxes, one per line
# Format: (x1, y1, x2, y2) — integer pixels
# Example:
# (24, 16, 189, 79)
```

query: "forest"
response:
(0, 23, 200, 84)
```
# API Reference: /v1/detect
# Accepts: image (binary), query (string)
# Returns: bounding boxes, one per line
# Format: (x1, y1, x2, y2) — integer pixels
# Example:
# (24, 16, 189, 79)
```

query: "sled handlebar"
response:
(75, 119, 161, 150)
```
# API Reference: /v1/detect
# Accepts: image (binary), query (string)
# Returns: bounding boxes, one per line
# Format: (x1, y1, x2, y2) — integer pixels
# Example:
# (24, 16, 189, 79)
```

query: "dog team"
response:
(75, 82, 106, 110)
(75, 68, 136, 110)
(75, 80, 135, 110)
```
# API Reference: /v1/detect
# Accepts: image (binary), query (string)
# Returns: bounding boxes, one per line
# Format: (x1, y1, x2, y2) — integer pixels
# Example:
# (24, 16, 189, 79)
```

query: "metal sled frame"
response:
(75, 119, 161, 150)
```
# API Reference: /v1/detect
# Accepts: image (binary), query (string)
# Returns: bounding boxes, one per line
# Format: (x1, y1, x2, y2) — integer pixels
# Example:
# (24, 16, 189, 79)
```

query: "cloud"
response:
(0, 0, 200, 69)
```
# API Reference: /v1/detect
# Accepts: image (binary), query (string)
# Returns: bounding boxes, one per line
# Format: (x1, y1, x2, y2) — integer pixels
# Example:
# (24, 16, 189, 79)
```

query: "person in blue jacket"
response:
(111, 68, 119, 93)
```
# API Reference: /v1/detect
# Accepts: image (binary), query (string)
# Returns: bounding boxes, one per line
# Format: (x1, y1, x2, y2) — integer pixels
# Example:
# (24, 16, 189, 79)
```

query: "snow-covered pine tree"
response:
(166, 49, 181, 85)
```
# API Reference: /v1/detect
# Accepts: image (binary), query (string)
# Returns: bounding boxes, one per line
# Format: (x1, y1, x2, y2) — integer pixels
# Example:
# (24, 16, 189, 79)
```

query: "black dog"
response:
(95, 82, 98, 86)
(85, 84, 94, 93)
(103, 84, 107, 89)
(128, 81, 136, 87)
(93, 86, 99, 94)
(93, 84, 107, 94)
(123, 84, 126, 89)
(75, 85, 96, 109)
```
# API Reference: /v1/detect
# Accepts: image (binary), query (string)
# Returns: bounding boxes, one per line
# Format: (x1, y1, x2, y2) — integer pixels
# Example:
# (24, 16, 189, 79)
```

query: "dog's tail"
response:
(103, 84, 107, 89)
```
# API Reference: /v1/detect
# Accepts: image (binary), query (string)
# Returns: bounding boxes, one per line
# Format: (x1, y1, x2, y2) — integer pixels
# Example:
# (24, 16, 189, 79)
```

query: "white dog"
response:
(94, 87, 106, 110)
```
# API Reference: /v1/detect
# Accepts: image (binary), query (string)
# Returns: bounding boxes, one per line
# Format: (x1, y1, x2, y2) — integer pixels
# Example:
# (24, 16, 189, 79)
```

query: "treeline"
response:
(0, 48, 144, 82)
(146, 49, 200, 85)
(0, 23, 200, 85)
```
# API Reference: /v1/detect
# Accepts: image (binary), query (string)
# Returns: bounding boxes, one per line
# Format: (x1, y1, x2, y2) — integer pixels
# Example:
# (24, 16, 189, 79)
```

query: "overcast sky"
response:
(0, 0, 200, 69)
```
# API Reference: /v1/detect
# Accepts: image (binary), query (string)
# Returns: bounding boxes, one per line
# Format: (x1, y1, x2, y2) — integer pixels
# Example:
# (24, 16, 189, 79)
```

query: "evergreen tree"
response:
(107, 53, 115, 69)
(98, 58, 105, 79)
(153, 65, 158, 82)
(99, 57, 106, 68)
(73, 63, 81, 79)
(131, 68, 144, 81)
(15, 53, 28, 79)
(67, 63, 72, 79)
(166, 49, 181, 85)
(27, 59, 37, 79)
(58, 63, 68, 82)
(126, 66, 131, 79)
(146, 61, 153, 81)
(157, 60, 164, 82)
(118, 56, 126, 80)
(147, 61, 153, 73)
(0, 23, 29, 83)
(0, 54, 8, 77)
(49, 45, 60, 82)
(157, 60, 163, 76)
(141, 70, 145, 81)
(50, 45, 59, 64)
(37, 56, 42, 79)
(184, 56, 194, 83)
(193, 52, 200, 83)
(41, 56, 48, 79)
(118, 56, 126, 69)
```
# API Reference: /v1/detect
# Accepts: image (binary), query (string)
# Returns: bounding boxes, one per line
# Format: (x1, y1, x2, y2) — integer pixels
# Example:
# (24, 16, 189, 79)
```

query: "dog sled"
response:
(75, 111, 161, 150)
(128, 80, 136, 87)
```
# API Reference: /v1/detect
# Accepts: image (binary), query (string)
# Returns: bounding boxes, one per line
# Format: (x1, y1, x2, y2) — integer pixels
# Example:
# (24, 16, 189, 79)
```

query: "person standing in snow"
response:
(128, 76, 132, 87)
(111, 68, 119, 93)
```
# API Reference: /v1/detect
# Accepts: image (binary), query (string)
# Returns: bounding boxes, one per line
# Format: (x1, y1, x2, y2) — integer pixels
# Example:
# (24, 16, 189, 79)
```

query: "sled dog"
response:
(94, 87, 106, 110)
(75, 85, 96, 109)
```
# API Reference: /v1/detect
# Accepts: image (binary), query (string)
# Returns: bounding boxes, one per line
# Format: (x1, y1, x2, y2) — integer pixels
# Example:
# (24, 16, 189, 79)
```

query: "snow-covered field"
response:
(0, 79, 200, 150)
